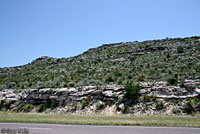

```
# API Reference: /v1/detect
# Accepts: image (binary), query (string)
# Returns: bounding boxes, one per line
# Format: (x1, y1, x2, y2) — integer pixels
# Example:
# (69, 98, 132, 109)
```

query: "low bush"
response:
(12, 101, 34, 112)
(37, 104, 47, 112)
(122, 105, 130, 114)
(105, 75, 114, 83)
(151, 95, 157, 102)
(143, 94, 151, 103)
(24, 104, 34, 112)
(96, 104, 105, 110)
(156, 101, 164, 110)
(191, 97, 200, 102)
(13, 101, 26, 112)
(177, 46, 184, 53)
(117, 98, 124, 105)
(13, 107, 23, 112)
(124, 81, 141, 105)
(0, 100, 11, 110)
(0, 100, 5, 110)
(72, 104, 77, 111)
(138, 74, 145, 81)
(81, 98, 91, 109)
(167, 77, 178, 85)
(184, 100, 196, 114)
(49, 99, 59, 109)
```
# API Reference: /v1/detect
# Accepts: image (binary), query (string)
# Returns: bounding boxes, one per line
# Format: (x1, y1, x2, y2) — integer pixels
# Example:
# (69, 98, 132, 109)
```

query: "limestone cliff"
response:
(0, 79, 199, 115)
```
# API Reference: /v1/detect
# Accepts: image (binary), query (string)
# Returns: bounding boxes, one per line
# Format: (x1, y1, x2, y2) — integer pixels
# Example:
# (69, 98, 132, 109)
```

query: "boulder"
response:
(6, 98, 18, 104)
(39, 88, 52, 94)
(55, 88, 69, 95)
(68, 88, 77, 94)
(102, 90, 116, 97)
(118, 103, 124, 110)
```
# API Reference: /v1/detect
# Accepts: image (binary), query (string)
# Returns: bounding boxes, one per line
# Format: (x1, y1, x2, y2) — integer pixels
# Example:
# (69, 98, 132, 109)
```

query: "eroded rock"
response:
(0, 79, 199, 115)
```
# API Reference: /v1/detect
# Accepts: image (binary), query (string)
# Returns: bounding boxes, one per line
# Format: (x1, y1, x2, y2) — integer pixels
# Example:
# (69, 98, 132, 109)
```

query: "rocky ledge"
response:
(0, 79, 200, 115)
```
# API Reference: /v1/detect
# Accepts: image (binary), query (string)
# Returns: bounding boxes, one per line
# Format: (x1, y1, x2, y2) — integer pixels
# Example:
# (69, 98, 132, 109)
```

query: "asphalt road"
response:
(0, 123, 200, 134)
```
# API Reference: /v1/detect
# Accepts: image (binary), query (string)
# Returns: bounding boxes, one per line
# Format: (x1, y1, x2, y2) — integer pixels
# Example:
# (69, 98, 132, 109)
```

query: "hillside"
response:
(0, 36, 200, 89)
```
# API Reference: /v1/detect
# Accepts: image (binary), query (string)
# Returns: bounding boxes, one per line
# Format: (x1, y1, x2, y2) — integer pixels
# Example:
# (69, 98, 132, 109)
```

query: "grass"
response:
(0, 112, 200, 127)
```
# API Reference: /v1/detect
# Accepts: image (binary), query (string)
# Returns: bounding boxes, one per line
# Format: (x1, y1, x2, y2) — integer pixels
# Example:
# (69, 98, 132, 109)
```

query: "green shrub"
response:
(24, 104, 34, 112)
(0, 100, 6, 110)
(37, 104, 47, 112)
(49, 99, 59, 109)
(13, 107, 23, 112)
(0, 99, 11, 110)
(82, 101, 88, 109)
(14, 101, 26, 112)
(171, 98, 182, 104)
(96, 104, 105, 110)
(72, 104, 77, 111)
(122, 105, 130, 113)
(12, 101, 34, 112)
(156, 101, 164, 110)
(124, 81, 141, 105)
(192, 97, 200, 102)
(143, 94, 151, 102)
(0, 100, 6, 104)
(138, 74, 145, 81)
(166, 52, 171, 58)
(105, 75, 114, 83)
(184, 100, 196, 114)
(180, 80, 185, 88)
(130, 57, 136, 61)
(177, 46, 184, 53)
(81, 98, 91, 109)
(167, 77, 178, 85)
(117, 98, 124, 105)
(114, 70, 122, 77)
(151, 95, 157, 102)
(68, 82, 74, 87)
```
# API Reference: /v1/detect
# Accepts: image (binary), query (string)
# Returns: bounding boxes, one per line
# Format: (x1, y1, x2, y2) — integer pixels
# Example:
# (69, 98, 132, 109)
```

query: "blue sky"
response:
(0, 0, 200, 67)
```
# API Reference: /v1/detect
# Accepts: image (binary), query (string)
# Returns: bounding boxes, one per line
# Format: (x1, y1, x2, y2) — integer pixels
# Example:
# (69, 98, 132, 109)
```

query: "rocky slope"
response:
(0, 36, 200, 115)
(0, 36, 200, 89)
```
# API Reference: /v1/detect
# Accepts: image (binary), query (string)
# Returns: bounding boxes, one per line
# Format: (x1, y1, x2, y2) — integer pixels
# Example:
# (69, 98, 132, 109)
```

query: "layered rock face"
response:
(140, 80, 200, 99)
(0, 80, 200, 115)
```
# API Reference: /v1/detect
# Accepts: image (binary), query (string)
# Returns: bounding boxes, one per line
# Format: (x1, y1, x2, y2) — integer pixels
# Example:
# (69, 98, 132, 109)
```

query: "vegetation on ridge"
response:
(0, 36, 200, 89)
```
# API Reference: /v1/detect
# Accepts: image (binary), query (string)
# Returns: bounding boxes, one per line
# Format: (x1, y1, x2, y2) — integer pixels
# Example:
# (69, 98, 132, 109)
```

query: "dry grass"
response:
(0, 112, 200, 127)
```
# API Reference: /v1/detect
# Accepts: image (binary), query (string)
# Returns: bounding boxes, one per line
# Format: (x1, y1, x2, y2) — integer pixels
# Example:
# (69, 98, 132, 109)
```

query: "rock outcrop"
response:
(139, 80, 200, 99)
(0, 80, 200, 115)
